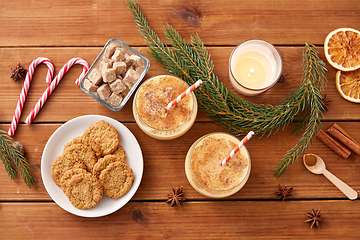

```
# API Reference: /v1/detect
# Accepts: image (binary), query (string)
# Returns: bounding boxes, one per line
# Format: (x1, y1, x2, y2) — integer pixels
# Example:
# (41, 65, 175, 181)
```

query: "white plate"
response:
(41, 115, 143, 217)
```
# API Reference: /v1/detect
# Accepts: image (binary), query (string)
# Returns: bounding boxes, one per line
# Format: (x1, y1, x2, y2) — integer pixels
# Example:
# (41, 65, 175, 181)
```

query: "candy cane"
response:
(8, 57, 54, 136)
(24, 58, 89, 124)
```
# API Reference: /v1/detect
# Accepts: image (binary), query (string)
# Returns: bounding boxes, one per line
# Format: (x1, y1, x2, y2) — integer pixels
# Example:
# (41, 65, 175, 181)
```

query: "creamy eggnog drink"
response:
(185, 132, 251, 198)
(133, 75, 198, 140)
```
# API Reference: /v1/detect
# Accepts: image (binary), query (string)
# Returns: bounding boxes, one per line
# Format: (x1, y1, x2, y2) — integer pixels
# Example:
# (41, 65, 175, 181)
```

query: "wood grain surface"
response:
(0, 0, 359, 239)
(1, 201, 359, 239)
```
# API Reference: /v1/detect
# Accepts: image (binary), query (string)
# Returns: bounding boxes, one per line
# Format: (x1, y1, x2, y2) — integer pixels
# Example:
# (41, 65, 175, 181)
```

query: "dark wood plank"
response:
(1, 0, 360, 239)
(0, 201, 359, 239)
(0, 46, 358, 124)
(0, 0, 359, 47)
(1, 122, 359, 201)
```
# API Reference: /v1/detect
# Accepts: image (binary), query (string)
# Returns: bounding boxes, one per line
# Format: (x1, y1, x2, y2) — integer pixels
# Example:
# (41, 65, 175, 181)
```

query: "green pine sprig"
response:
(0, 129, 35, 188)
(127, 0, 327, 177)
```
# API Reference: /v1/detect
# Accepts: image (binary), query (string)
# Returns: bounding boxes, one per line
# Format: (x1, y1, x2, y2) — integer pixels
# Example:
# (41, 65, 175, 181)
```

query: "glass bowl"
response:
(185, 132, 251, 198)
(132, 75, 198, 140)
(80, 38, 150, 111)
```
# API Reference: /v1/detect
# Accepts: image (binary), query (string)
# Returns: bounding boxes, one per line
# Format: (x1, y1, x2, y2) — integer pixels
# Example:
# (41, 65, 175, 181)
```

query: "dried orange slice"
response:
(336, 69, 360, 103)
(324, 28, 360, 71)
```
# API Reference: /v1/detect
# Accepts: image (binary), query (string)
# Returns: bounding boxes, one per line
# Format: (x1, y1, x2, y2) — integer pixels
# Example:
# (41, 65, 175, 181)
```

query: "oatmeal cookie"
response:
(64, 136, 101, 158)
(60, 168, 88, 189)
(50, 154, 86, 187)
(63, 143, 97, 172)
(64, 172, 103, 209)
(92, 154, 126, 178)
(82, 120, 119, 156)
(108, 144, 126, 162)
(99, 162, 134, 199)
(64, 136, 83, 149)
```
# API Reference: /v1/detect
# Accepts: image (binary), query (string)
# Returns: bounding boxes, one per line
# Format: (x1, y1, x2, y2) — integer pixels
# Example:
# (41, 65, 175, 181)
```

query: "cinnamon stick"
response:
(327, 123, 360, 155)
(316, 129, 351, 158)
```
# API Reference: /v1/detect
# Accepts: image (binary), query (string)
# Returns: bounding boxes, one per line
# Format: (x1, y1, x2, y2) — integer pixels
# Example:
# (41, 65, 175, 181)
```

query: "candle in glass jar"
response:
(229, 40, 282, 96)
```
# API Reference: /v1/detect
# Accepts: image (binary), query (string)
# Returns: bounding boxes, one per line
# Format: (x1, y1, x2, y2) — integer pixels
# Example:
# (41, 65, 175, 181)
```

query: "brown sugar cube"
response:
(100, 61, 111, 74)
(112, 49, 126, 62)
(113, 61, 127, 75)
(122, 87, 130, 96)
(127, 65, 135, 72)
(83, 78, 99, 92)
(135, 63, 146, 76)
(124, 54, 132, 67)
(108, 92, 123, 107)
(128, 54, 143, 68)
(109, 79, 127, 94)
(122, 68, 139, 89)
(136, 67, 145, 76)
(104, 42, 118, 58)
(102, 68, 117, 83)
(97, 84, 112, 100)
(88, 68, 103, 85)
(102, 56, 114, 68)
(92, 91, 100, 98)
(135, 57, 146, 73)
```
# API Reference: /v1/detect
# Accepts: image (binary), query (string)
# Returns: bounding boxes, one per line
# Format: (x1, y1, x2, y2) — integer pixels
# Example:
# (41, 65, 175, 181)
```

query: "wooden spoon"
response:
(303, 153, 358, 200)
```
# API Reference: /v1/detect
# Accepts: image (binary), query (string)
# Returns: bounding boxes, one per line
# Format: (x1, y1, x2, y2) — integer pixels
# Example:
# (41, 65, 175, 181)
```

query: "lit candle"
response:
(229, 39, 283, 96)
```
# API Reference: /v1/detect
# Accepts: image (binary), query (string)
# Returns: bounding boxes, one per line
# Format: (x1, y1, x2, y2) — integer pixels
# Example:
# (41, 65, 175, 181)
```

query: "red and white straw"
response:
(24, 58, 89, 124)
(165, 80, 202, 110)
(8, 57, 54, 136)
(219, 131, 255, 167)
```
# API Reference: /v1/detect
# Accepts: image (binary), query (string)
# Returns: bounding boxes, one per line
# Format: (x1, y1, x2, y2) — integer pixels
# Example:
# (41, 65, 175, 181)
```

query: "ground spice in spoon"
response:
(304, 154, 317, 167)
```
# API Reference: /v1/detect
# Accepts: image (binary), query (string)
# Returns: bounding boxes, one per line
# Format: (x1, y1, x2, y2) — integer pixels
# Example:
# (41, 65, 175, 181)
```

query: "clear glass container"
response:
(80, 38, 150, 111)
(185, 132, 251, 198)
(133, 75, 198, 140)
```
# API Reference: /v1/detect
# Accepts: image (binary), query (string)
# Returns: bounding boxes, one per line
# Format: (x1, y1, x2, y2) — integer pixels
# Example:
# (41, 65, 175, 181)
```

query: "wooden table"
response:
(1, 0, 359, 239)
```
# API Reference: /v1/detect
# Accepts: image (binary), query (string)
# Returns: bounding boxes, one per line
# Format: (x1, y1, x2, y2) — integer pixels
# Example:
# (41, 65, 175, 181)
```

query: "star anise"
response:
(274, 184, 293, 201)
(166, 186, 185, 207)
(305, 209, 323, 228)
(10, 63, 28, 82)
(321, 93, 332, 111)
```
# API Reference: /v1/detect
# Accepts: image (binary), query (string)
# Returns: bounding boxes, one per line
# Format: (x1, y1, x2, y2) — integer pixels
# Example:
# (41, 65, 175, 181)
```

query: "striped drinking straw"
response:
(219, 131, 255, 167)
(165, 80, 202, 110)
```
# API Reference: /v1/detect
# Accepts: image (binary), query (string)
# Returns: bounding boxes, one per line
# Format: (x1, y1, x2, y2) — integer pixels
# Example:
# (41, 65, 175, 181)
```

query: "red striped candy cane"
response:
(166, 80, 202, 110)
(8, 57, 54, 136)
(24, 58, 88, 124)
(219, 131, 254, 167)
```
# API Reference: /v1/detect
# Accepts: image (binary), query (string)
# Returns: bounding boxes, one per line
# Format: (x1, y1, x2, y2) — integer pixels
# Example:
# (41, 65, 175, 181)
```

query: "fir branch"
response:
(0, 129, 35, 188)
(273, 44, 326, 177)
(127, 0, 327, 177)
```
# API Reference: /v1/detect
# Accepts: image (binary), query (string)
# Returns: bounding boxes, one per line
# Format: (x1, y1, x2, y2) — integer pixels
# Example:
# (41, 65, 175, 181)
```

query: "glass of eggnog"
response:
(133, 75, 198, 140)
(229, 39, 282, 96)
(185, 132, 251, 198)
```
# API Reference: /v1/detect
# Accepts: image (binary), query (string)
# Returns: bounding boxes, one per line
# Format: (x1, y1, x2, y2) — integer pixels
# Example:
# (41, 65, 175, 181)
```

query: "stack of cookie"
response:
(50, 120, 134, 210)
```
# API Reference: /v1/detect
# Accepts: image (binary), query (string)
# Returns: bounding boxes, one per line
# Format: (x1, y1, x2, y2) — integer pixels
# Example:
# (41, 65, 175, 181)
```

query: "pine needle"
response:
(0, 129, 35, 188)
(127, 0, 327, 177)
